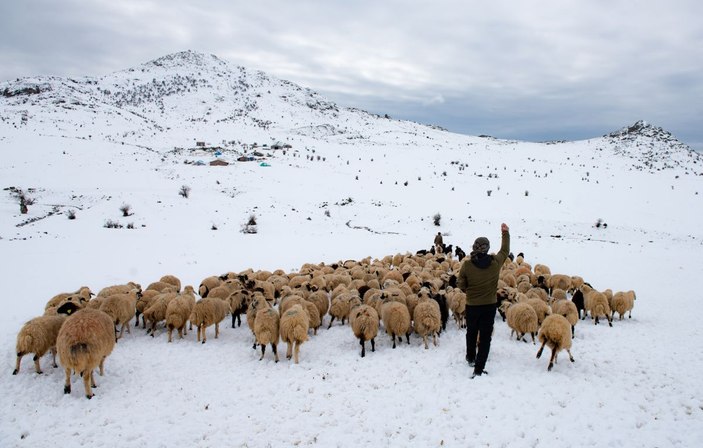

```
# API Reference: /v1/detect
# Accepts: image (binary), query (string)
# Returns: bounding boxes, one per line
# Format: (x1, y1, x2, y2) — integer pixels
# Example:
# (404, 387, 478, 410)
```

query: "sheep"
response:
(189, 297, 230, 343)
(581, 284, 613, 327)
(328, 291, 361, 328)
(13, 314, 67, 375)
(570, 276, 585, 293)
(534, 264, 552, 276)
(135, 289, 161, 328)
(380, 298, 411, 349)
(536, 314, 575, 371)
(159, 274, 181, 292)
(433, 290, 449, 333)
(526, 287, 549, 303)
(447, 288, 466, 328)
(526, 298, 552, 326)
(413, 288, 442, 349)
(551, 298, 579, 338)
(97, 281, 141, 298)
(546, 274, 572, 294)
(56, 301, 116, 399)
(303, 300, 322, 335)
(145, 281, 176, 293)
(228, 289, 250, 328)
(306, 290, 330, 324)
(165, 286, 197, 342)
(99, 289, 140, 341)
(501, 301, 538, 344)
(253, 298, 280, 362)
(571, 288, 586, 320)
(279, 304, 310, 364)
(611, 290, 636, 320)
(550, 288, 568, 302)
(246, 292, 268, 348)
(198, 276, 223, 298)
(349, 303, 380, 357)
(143, 292, 179, 336)
(45, 286, 92, 312)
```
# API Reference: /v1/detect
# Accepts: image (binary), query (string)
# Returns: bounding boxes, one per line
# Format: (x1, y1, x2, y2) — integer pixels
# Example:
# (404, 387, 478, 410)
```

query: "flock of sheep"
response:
(12, 249, 636, 398)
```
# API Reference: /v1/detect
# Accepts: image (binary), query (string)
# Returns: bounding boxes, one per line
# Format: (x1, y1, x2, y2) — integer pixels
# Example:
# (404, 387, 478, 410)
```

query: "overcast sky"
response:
(2, 0, 701, 149)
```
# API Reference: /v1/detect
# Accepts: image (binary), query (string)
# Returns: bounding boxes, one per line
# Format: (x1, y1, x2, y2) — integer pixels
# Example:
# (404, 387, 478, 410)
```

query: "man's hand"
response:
(501, 223, 509, 232)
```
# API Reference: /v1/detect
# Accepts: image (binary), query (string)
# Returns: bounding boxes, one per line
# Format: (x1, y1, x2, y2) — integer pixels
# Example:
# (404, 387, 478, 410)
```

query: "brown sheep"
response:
(279, 304, 310, 364)
(350, 303, 380, 357)
(13, 314, 67, 375)
(189, 297, 230, 343)
(536, 314, 575, 371)
(56, 302, 116, 399)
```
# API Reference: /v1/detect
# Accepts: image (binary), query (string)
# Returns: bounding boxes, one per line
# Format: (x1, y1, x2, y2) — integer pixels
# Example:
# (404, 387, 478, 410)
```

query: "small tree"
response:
(242, 214, 258, 234)
(119, 204, 132, 217)
(66, 209, 77, 220)
(433, 213, 442, 226)
(179, 185, 191, 198)
(10, 188, 34, 214)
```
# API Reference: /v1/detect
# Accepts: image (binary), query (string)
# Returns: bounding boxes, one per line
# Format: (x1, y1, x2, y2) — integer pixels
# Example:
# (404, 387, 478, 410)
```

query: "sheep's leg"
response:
(566, 349, 575, 363)
(51, 347, 58, 368)
(536, 340, 547, 359)
(548, 347, 558, 371)
(202, 325, 207, 344)
(433, 333, 438, 347)
(83, 370, 94, 399)
(327, 316, 335, 329)
(370, 338, 375, 352)
(259, 344, 266, 361)
(272, 343, 279, 363)
(405, 332, 411, 345)
(32, 354, 43, 374)
(607, 316, 613, 327)
(125, 322, 131, 335)
(232, 314, 237, 329)
(286, 341, 293, 360)
(167, 327, 173, 343)
(391, 333, 397, 349)
(98, 356, 106, 376)
(215, 322, 220, 339)
(13, 352, 25, 375)
(63, 368, 72, 394)
(571, 325, 575, 339)
(530, 332, 536, 345)
(423, 335, 429, 350)
(293, 341, 300, 364)
(134, 311, 141, 328)
(360, 337, 366, 358)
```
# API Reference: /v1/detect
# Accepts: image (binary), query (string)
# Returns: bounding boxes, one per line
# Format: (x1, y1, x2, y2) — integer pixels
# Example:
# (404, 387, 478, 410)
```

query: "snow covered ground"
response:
(1, 52, 702, 447)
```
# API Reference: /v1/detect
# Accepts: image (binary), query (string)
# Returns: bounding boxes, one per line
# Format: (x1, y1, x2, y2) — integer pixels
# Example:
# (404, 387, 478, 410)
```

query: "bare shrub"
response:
(179, 185, 191, 198)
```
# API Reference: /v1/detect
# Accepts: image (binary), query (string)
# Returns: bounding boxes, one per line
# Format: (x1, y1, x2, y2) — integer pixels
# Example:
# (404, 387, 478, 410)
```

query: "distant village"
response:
(174, 139, 293, 166)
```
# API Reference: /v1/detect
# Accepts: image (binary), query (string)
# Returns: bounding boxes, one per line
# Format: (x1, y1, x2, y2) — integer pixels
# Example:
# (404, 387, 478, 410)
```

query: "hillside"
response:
(1, 51, 702, 448)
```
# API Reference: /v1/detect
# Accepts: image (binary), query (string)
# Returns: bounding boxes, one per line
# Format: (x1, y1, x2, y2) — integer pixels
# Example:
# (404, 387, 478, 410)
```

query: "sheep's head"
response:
(57, 295, 85, 316)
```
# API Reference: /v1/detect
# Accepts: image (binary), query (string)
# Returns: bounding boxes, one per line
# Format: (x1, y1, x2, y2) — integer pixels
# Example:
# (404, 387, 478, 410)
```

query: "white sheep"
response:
(159, 274, 182, 292)
(189, 297, 230, 343)
(536, 314, 575, 371)
(99, 289, 140, 340)
(349, 303, 379, 357)
(581, 284, 613, 327)
(279, 304, 310, 364)
(380, 298, 411, 349)
(611, 290, 636, 320)
(44, 286, 92, 312)
(526, 298, 552, 326)
(56, 302, 116, 399)
(412, 288, 442, 349)
(551, 298, 579, 338)
(143, 292, 179, 336)
(165, 286, 197, 342)
(253, 298, 280, 362)
(13, 314, 67, 375)
(501, 301, 538, 344)
(97, 281, 141, 298)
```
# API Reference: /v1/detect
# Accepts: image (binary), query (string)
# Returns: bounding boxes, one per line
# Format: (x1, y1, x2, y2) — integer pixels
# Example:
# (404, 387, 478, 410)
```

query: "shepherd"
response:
(457, 223, 510, 378)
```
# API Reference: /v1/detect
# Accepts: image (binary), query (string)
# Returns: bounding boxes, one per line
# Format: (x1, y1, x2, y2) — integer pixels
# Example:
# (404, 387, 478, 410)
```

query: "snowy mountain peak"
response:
(603, 120, 700, 171)
(143, 50, 225, 70)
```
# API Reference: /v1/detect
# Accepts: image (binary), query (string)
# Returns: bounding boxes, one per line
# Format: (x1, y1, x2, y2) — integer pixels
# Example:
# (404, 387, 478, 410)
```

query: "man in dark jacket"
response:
(457, 223, 510, 378)
(434, 232, 444, 254)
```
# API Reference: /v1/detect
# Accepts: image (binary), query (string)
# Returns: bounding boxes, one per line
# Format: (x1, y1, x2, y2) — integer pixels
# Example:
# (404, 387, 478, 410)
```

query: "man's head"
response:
(472, 237, 490, 255)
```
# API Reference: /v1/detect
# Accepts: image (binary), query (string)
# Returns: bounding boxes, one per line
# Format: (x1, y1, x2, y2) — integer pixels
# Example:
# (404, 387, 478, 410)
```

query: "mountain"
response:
(1, 51, 699, 172)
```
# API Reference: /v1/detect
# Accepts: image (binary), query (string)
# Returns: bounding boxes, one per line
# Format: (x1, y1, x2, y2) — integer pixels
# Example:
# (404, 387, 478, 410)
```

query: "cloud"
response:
(1, 0, 701, 148)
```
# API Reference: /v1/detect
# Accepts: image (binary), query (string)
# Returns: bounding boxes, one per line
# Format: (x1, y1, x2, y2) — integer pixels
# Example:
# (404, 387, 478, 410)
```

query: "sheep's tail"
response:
(17, 333, 33, 350)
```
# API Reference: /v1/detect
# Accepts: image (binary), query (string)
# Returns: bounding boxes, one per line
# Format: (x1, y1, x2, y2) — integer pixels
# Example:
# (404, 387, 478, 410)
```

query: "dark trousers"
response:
(465, 304, 496, 372)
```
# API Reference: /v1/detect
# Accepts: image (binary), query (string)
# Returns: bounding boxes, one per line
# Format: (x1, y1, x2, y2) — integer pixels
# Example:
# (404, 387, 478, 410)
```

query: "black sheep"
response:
(432, 291, 449, 333)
